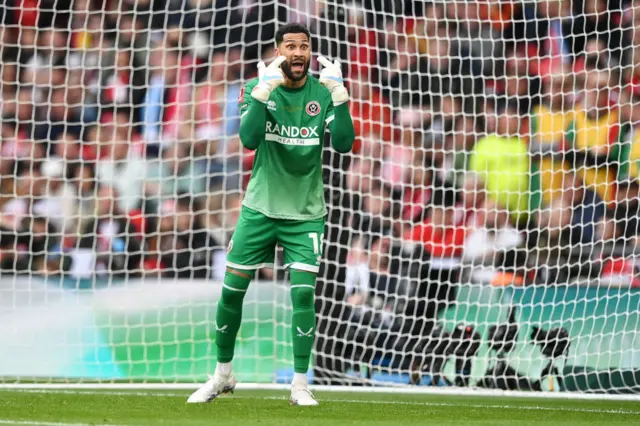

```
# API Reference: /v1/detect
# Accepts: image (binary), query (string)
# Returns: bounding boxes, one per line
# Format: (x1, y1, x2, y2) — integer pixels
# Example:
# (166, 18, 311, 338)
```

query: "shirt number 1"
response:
(308, 232, 324, 255)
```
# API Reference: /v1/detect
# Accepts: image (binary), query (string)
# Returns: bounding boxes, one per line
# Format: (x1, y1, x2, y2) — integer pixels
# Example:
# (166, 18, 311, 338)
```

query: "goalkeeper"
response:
(188, 23, 355, 406)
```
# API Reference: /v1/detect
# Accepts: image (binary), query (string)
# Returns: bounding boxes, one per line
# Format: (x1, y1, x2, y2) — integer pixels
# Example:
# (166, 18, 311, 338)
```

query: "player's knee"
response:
(291, 286, 315, 310)
(220, 286, 246, 305)
(290, 269, 316, 310)
(221, 269, 253, 305)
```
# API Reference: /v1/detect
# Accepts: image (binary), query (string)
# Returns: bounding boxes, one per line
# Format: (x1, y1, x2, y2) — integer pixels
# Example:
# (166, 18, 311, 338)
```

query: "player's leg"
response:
(214, 267, 254, 369)
(217, 208, 277, 363)
(290, 269, 317, 376)
(187, 207, 276, 403)
(278, 217, 324, 406)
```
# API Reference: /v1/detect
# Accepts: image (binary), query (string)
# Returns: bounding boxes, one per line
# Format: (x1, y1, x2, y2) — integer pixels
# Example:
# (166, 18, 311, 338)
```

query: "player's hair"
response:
(275, 22, 311, 46)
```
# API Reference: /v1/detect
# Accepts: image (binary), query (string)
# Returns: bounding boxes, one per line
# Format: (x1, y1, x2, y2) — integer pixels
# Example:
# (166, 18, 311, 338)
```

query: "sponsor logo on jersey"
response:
(265, 122, 320, 146)
(306, 101, 320, 116)
(267, 100, 276, 111)
(227, 240, 233, 254)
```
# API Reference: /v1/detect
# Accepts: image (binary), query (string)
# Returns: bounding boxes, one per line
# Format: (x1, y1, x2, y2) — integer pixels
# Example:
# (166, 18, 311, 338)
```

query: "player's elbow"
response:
(334, 143, 352, 154)
(333, 133, 355, 153)
(239, 127, 261, 150)
(345, 127, 356, 150)
(241, 138, 260, 151)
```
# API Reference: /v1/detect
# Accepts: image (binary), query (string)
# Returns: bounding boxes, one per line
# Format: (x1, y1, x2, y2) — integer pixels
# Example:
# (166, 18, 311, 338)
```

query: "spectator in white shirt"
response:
(461, 174, 524, 284)
(32, 158, 77, 234)
(96, 125, 147, 213)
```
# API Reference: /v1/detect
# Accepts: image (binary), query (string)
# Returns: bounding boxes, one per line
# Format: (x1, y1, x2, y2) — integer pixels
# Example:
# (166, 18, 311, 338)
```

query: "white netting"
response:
(0, 0, 639, 395)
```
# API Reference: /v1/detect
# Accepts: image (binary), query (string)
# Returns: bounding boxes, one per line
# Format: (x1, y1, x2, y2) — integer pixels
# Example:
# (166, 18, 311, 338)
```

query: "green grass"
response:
(0, 389, 638, 425)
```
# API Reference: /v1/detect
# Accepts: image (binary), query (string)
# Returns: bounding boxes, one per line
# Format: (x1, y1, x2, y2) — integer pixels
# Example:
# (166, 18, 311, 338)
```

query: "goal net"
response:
(0, 0, 639, 396)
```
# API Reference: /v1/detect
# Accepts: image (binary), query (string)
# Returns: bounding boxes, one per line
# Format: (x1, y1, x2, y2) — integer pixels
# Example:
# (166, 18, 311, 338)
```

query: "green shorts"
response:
(226, 206, 325, 274)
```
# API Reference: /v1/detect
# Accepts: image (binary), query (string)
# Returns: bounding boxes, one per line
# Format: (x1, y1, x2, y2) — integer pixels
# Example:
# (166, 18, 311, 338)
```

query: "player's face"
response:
(276, 33, 311, 82)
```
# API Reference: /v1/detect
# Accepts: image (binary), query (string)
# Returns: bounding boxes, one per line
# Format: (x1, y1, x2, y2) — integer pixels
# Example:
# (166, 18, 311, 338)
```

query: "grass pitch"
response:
(0, 388, 638, 425)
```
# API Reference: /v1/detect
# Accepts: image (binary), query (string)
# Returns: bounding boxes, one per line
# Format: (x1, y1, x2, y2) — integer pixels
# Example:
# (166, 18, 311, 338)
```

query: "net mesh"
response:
(0, 0, 639, 394)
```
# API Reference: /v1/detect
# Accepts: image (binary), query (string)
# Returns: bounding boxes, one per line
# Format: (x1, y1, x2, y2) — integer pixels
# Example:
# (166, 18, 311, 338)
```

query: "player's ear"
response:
(274, 46, 280, 57)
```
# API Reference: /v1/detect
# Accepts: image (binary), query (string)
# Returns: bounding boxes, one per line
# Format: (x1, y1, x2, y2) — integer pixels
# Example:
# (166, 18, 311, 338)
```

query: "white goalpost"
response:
(0, 0, 639, 400)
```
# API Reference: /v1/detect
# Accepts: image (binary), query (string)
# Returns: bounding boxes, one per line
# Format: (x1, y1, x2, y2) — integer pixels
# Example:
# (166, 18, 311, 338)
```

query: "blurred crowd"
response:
(0, 0, 257, 279)
(0, 0, 640, 305)
(310, 0, 640, 380)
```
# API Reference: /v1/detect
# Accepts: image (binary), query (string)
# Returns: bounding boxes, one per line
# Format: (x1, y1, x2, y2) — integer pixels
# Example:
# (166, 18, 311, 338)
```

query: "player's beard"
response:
(282, 58, 310, 82)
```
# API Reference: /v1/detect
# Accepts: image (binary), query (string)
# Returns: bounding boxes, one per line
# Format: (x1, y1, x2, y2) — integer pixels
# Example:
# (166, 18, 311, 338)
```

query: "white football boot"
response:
(289, 385, 319, 406)
(186, 372, 236, 403)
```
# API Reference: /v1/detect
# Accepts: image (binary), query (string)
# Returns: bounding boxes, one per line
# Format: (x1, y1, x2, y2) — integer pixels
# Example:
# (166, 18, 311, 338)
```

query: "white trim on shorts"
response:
(226, 261, 274, 270)
(285, 262, 320, 274)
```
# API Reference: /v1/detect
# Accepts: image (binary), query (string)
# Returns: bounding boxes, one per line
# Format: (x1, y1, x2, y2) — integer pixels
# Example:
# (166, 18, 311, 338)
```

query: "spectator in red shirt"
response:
(406, 186, 463, 323)
(397, 151, 437, 237)
(408, 187, 466, 266)
(348, 64, 393, 152)
(102, 49, 133, 107)
(345, 2, 378, 76)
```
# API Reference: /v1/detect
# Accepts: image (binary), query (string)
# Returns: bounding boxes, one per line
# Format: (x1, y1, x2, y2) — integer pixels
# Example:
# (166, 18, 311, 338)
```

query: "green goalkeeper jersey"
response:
(238, 75, 355, 220)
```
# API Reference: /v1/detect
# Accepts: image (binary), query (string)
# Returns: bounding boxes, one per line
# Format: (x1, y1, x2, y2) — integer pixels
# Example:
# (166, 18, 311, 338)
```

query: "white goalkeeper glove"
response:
(251, 55, 286, 104)
(318, 56, 349, 106)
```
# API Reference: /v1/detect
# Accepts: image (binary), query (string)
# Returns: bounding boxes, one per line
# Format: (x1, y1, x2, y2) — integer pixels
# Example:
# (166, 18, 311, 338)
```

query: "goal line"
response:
(0, 383, 638, 402)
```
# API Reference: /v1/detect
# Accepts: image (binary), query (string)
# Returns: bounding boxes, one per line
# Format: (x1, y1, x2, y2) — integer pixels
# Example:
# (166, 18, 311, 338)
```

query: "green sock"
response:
(215, 271, 252, 363)
(290, 270, 317, 374)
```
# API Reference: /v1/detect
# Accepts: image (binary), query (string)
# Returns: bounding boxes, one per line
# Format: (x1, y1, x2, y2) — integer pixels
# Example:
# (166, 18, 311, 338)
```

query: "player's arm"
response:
(326, 102, 355, 153)
(318, 57, 355, 153)
(238, 83, 267, 150)
(238, 56, 286, 150)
